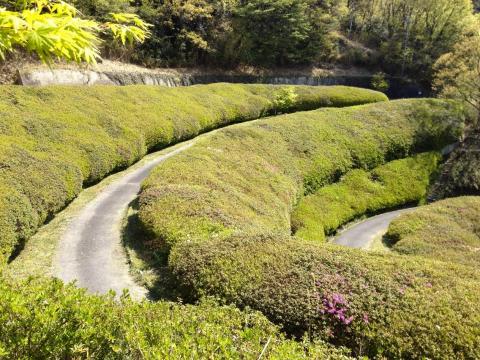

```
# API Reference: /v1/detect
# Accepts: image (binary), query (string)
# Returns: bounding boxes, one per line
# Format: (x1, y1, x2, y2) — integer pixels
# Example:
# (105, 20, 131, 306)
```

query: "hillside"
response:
(1, 0, 479, 358)
(1, 0, 476, 90)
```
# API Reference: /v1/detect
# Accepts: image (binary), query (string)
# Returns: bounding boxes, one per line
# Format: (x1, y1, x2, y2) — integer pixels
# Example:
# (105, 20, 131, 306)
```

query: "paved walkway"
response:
(333, 208, 416, 249)
(55, 143, 193, 299)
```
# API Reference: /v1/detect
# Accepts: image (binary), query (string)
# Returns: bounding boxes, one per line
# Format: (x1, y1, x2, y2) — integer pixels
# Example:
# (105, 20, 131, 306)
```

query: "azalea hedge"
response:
(292, 152, 441, 241)
(135, 98, 478, 358)
(386, 196, 480, 267)
(0, 84, 385, 262)
(170, 234, 480, 359)
(138, 98, 466, 251)
(0, 276, 351, 359)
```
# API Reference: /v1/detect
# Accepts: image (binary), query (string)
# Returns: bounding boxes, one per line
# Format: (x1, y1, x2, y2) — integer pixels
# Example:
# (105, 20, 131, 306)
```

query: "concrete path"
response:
(333, 208, 416, 249)
(55, 143, 193, 299)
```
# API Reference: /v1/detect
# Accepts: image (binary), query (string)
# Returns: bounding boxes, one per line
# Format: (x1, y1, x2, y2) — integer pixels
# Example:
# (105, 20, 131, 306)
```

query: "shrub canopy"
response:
(0, 84, 385, 262)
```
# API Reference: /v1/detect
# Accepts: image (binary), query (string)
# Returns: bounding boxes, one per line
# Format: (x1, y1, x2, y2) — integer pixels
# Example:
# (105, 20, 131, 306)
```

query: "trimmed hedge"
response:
(386, 196, 480, 267)
(292, 152, 441, 241)
(170, 234, 480, 359)
(0, 84, 385, 262)
(139, 99, 466, 251)
(0, 276, 351, 359)
(135, 98, 479, 358)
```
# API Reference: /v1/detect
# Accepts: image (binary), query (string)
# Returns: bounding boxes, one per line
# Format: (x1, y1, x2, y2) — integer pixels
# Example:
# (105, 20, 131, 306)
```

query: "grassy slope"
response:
(136, 99, 479, 358)
(292, 152, 441, 241)
(386, 196, 480, 267)
(0, 84, 385, 262)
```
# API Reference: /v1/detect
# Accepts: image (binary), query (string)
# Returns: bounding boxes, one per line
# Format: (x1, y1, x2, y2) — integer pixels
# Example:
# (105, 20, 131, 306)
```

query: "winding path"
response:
(54, 128, 418, 297)
(55, 143, 193, 299)
(333, 208, 416, 249)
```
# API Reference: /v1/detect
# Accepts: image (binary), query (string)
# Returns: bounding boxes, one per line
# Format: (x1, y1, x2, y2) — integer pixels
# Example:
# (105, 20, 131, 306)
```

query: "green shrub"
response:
(292, 152, 441, 241)
(170, 234, 480, 359)
(138, 99, 467, 252)
(0, 84, 385, 262)
(371, 72, 390, 93)
(135, 98, 478, 358)
(0, 276, 351, 359)
(386, 196, 480, 267)
(273, 86, 298, 114)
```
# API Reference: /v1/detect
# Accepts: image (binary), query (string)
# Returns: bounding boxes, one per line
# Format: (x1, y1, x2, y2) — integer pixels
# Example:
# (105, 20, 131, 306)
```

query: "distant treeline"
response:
(1, 0, 477, 85)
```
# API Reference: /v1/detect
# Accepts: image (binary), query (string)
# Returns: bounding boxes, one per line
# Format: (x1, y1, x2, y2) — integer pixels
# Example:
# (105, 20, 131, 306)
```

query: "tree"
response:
(71, 0, 132, 19)
(434, 16, 480, 122)
(371, 71, 389, 93)
(232, 0, 343, 67)
(345, 0, 473, 84)
(134, 0, 235, 67)
(431, 16, 480, 198)
(0, 0, 150, 64)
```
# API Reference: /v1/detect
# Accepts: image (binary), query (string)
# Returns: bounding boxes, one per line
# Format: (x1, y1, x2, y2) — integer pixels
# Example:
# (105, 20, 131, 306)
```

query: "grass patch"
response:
(292, 152, 441, 241)
(386, 196, 480, 267)
(0, 84, 385, 262)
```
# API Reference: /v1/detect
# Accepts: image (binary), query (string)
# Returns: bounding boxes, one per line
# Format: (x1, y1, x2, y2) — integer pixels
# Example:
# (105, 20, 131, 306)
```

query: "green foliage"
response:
(170, 234, 480, 359)
(371, 72, 389, 93)
(0, 84, 384, 262)
(292, 152, 441, 241)
(0, 0, 150, 63)
(345, 0, 474, 83)
(135, 0, 232, 67)
(108, 0, 345, 68)
(138, 98, 466, 253)
(135, 97, 476, 358)
(386, 196, 480, 267)
(0, 0, 473, 87)
(0, 276, 350, 359)
(105, 12, 151, 46)
(71, 0, 132, 19)
(9, 0, 471, 88)
(273, 86, 298, 114)
(433, 15, 480, 115)
(232, 0, 342, 66)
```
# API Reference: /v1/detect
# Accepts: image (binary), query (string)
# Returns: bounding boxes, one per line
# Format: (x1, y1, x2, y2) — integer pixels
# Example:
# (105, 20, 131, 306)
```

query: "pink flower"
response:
(321, 293, 354, 326)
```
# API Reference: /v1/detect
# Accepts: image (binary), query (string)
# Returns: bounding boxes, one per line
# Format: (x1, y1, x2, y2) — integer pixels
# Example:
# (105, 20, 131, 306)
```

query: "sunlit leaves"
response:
(105, 12, 151, 46)
(434, 17, 480, 113)
(0, 0, 150, 64)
